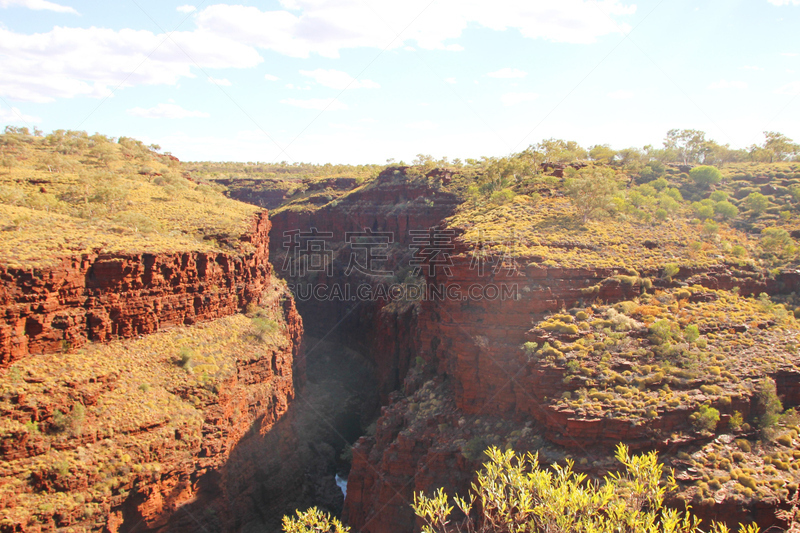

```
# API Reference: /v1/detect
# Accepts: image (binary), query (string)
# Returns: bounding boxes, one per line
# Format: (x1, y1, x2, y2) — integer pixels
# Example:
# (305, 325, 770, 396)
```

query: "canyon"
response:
(3, 164, 800, 533)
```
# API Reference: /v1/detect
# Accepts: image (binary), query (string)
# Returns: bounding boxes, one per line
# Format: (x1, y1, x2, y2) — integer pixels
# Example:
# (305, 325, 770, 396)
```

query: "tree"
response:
(588, 144, 616, 163)
(755, 376, 783, 430)
(664, 129, 707, 165)
(564, 166, 619, 223)
(689, 165, 722, 188)
(536, 139, 587, 164)
(743, 192, 770, 215)
(762, 131, 799, 162)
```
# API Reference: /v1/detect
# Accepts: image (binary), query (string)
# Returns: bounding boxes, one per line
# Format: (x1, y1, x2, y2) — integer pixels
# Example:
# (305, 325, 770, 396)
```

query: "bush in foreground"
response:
(283, 445, 761, 533)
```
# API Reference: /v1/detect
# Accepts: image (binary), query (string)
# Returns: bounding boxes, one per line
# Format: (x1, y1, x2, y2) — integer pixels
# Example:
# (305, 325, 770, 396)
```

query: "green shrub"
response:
(690, 165, 722, 188)
(252, 316, 278, 341)
(282, 508, 349, 533)
(692, 201, 715, 219)
(179, 346, 195, 368)
(691, 404, 720, 432)
(744, 192, 770, 215)
(729, 411, 744, 431)
(522, 341, 538, 355)
(710, 190, 728, 202)
(684, 324, 700, 343)
(490, 188, 516, 205)
(755, 377, 783, 430)
(408, 445, 759, 533)
(51, 404, 85, 435)
(714, 200, 739, 219)
(662, 263, 680, 279)
(649, 319, 677, 345)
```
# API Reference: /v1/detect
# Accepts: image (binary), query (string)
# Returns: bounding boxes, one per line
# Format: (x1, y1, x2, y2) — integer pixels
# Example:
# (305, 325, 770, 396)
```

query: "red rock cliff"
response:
(344, 250, 800, 533)
(0, 212, 273, 367)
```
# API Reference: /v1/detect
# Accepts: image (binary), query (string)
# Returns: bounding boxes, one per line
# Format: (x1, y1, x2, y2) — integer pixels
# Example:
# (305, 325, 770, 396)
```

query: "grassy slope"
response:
(0, 131, 260, 268)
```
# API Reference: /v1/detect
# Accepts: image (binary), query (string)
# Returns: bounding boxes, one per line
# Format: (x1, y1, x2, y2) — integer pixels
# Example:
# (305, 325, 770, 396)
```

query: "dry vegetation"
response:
(526, 288, 799, 423)
(0, 291, 290, 530)
(0, 128, 260, 268)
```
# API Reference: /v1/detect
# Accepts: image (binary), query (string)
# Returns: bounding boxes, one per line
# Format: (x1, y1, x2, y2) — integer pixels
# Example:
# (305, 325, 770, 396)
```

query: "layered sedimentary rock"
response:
(0, 280, 304, 532)
(344, 250, 800, 533)
(0, 213, 273, 367)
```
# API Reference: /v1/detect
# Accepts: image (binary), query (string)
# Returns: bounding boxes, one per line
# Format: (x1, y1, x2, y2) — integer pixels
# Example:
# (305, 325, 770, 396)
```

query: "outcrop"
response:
(0, 213, 273, 367)
(0, 208, 318, 532)
(343, 250, 800, 533)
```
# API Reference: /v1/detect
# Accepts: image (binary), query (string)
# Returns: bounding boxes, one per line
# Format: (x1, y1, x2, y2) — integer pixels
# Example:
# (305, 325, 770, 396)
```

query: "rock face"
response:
(343, 249, 800, 533)
(0, 209, 318, 532)
(0, 213, 273, 367)
(267, 167, 461, 402)
(115, 288, 305, 532)
(0, 280, 305, 532)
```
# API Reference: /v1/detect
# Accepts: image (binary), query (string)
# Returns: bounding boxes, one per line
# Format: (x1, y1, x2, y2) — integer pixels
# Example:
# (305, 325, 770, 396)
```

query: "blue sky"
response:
(0, 0, 798, 164)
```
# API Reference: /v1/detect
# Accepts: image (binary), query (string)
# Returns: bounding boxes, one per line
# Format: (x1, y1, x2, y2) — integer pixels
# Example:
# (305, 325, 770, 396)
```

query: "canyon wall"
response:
(0, 209, 319, 532)
(116, 287, 305, 533)
(343, 250, 800, 533)
(0, 213, 273, 367)
(268, 167, 461, 402)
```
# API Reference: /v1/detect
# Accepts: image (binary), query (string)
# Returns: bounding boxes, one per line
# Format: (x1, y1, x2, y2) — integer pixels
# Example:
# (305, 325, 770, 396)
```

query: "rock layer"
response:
(0, 213, 273, 367)
(344, 249, 800, 533)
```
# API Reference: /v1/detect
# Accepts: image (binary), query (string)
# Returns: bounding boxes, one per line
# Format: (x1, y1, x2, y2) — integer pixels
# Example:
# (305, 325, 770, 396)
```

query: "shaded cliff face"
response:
(0, 282, 303, 532)
(267, 167, 461, 403)
(0, 213, 272, 367)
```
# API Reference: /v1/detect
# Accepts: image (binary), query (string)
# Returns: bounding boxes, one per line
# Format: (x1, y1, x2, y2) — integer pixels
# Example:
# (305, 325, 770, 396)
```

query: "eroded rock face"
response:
(343, 252, 800, 533)
(0, 213, 273, 367)
(115, 290, 305, 533)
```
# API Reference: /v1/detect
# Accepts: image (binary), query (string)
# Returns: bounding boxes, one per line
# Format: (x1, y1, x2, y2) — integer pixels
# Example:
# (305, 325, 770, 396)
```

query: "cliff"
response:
(0, 213, 273, 367)
(343, 252, 800, 532)
(0, 281, 304, 532)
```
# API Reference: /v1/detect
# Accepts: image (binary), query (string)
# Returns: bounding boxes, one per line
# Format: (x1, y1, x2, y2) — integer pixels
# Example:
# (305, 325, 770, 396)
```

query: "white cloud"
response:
(192, 0, 636, 59)
(0, 105, 41, 123)
(607, 90, 634, 99)
(782, 52, 799, 57)
(176, 4, 196, 13)
(500, 92, 539, 105)
(0, 26, 262, 102)
(0, 0, 636, 103)
(299, 69, 379, 90)
(264, 74, 279, 81)
(127, 103, 210, 118)
(767, 0, 800, 5)
(280, 98, 348, 110)
(444, 77, 457, 84)
(0, 0, 77, 14)
(775, 81, 800, 95)
(740, 65, 764, 71)
(487, 68, 527, 78)
(708, 79, 748, 90)
(208, 77, 232, 86)
(406, 120, 438, 130)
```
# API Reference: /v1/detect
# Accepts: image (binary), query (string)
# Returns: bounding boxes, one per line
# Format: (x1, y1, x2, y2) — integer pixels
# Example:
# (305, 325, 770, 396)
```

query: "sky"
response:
(0, 0, 798, 164)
